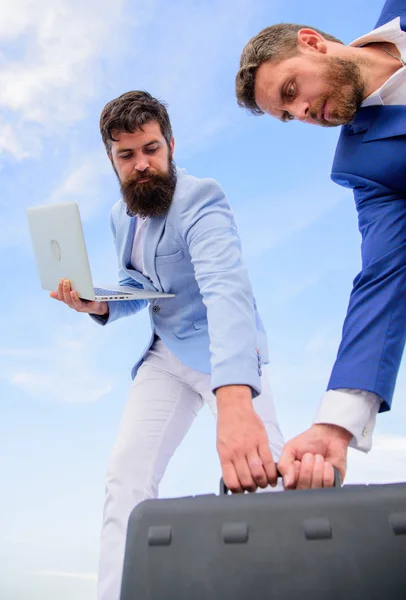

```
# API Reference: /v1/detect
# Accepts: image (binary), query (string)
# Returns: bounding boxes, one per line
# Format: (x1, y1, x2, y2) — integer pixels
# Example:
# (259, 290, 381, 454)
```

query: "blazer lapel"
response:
(343, 105, 406, 142)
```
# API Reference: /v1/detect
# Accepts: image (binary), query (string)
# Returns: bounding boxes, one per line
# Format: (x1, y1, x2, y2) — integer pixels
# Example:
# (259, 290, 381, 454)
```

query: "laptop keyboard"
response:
(94, 287, 132, 296)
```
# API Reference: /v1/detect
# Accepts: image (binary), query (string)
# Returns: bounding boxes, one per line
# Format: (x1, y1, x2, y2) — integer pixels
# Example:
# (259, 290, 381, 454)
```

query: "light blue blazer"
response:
(93, 167, 268, 396)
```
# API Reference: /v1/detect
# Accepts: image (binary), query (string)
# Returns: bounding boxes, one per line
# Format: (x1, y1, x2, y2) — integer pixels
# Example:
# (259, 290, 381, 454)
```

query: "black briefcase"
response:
(120, 474, 406, 600)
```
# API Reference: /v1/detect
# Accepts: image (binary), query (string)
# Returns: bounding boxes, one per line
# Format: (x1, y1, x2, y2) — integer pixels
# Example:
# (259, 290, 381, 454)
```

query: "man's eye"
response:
(282, 112, 294, 122)
(145, 147, 158, 154)
(287, 83, 295, 97)
(121, 154, 132, 160)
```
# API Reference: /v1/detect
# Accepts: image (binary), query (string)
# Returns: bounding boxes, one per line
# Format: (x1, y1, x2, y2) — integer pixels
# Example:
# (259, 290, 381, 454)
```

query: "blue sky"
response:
(1, 0, 406, 598)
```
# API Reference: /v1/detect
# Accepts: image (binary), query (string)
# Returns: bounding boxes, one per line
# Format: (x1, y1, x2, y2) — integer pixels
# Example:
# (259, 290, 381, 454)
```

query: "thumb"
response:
(329, 447, 348, 484)
(278, 445, 297, 489)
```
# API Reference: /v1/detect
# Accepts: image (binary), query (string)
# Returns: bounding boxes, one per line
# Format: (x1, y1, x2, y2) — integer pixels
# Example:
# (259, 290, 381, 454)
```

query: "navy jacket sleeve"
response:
(328, 177, 406, 411)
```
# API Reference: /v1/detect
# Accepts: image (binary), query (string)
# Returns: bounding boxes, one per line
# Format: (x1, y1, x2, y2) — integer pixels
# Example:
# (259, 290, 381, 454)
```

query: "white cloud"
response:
(0, 152, 114, 252)
(0, 0, 268, 160)
(0, 537, 34, 546)
(0, 0, 129, 157)
(0, 121, 30, 159)
(0, 347, 42, 358)
(266, 273, 323, 308)
(269, 322, 343, 404)
(34, 570, 97, 582)
(117, 0, 276, 155)
(347, 434, 406, 484)
(235, 185, 347, 259)
(0, 216, 30, 249)
(304, 323, 342, 359)
(10, 371, 111, 404)
(47, 153, 113, 220)
(1, 319, 114, 403)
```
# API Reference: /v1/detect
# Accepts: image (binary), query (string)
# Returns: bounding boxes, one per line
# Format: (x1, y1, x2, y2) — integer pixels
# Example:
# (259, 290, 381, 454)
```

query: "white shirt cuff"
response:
(313, 389, 381, 452)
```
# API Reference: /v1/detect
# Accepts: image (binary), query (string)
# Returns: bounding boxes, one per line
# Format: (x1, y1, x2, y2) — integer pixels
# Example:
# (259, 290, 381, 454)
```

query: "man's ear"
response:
(297, 28, 328, 54)
(169, 137, 175, 156)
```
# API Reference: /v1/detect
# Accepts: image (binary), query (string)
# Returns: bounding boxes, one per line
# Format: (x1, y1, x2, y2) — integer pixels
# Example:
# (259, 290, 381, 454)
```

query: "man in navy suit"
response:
(235, 0, 406, 488)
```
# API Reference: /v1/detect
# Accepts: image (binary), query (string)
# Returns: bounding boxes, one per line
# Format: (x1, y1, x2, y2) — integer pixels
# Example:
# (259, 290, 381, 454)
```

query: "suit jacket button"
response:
(152, 305, 160, 313)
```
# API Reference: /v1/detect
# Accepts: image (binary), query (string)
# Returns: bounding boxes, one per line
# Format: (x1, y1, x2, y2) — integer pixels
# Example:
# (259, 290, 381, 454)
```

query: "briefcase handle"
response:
(219, 464, 342, 495)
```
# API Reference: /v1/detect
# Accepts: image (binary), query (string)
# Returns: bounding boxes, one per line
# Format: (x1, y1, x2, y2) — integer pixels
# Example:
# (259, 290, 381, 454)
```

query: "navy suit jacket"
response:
(329, 0, 406, 411)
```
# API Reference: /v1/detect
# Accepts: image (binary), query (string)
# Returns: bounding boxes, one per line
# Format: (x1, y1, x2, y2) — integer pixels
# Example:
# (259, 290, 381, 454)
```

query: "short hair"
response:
(236, 23, 344, 115)
(100, 90, 173, 156)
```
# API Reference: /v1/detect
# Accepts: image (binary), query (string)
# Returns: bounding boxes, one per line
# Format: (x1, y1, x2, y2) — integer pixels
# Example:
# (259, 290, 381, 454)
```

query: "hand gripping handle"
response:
(219, 464, 342, 495)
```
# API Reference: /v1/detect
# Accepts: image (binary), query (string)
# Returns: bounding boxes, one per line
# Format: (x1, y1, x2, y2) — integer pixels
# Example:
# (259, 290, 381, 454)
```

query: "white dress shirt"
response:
(314, 17, 406, 452)
(130, 216, 148, 274)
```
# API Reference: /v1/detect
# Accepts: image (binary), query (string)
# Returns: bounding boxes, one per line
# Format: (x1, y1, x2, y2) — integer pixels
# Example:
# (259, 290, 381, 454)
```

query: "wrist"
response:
(215, 385, 253, 410)
(311, 423, 352, 446)
(95, 302, 109, 317)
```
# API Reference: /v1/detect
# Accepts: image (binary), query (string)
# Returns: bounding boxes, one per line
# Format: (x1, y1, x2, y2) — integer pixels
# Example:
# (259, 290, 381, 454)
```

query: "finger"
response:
(310, 454, 325, 489)
(322, 461, 335, 488)
(283, 460, 301, 490)
(296, 453, 315, 490)
(292, 460, 301, 488)
(278, 448, 297, 489)
(234, 457, 257, 492)
(57, 279, 65, 301)
(70, 291, 82, 310)
(247, 450, 268, 489)
(71, 292, 102, 314)
(258, 442, 278, 486)
(222, 462, 243, 494)
(70, 291, 92, 312)
(62, 279, 74, 306)
(49, 291, 59, 300)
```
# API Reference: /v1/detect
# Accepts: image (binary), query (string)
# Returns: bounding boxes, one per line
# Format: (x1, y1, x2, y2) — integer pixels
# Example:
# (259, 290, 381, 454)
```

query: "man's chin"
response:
(124, 197, 172, 219)
(124, 205, 161, 219)
(320, 120, 342, 128)
(321, 112, 356, 128)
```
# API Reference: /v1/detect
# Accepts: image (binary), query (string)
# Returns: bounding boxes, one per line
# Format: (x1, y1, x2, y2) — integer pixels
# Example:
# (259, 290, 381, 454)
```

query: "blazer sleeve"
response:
(89, 210, 148, 326)
(177, 178, 263, 396)
(375, 0, 406, 28)
(327, 177, 406, 411)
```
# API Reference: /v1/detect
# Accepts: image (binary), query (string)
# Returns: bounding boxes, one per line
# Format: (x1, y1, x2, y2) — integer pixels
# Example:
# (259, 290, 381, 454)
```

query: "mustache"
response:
(308, 96, 327, 124)
(125, 169, 158, 185)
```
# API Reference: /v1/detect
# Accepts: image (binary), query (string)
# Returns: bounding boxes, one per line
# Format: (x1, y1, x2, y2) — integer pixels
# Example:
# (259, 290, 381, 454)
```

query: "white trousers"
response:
(97, 338, 285, 600)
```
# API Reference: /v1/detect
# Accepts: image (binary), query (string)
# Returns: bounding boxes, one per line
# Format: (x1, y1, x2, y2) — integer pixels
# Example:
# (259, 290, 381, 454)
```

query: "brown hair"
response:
(236, 24, 344, 115)
(100, 90, 173, 156)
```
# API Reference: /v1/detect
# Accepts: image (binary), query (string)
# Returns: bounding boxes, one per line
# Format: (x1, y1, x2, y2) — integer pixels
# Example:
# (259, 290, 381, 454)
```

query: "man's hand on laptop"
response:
(50, 279, 109, 317)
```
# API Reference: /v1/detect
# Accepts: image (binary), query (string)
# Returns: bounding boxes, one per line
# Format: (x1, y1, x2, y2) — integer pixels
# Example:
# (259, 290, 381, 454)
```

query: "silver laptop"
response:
(26, 201, 175, 302)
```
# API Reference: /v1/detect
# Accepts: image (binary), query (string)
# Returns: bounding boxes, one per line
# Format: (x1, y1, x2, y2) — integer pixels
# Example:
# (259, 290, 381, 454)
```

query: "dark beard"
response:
(120, 159, 177, 218)
(310, 57, 365, 127)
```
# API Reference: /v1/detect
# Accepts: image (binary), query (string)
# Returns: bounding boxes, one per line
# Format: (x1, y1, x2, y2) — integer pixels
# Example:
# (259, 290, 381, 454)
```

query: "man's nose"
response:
(291, 101, 310, 122)
(133, 156, 149, 172)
